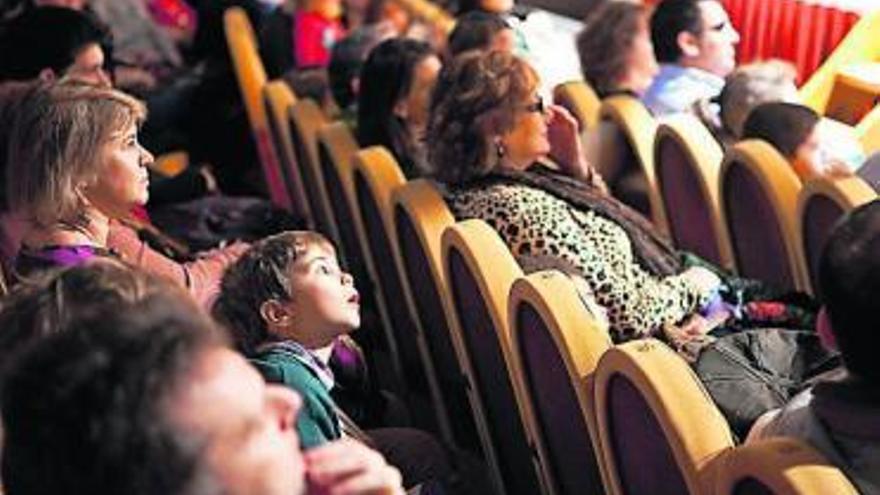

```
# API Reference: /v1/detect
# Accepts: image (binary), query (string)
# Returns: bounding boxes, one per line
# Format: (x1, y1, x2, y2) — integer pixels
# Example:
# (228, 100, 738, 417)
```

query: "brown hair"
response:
(741, 102, 819, 159)
(577, 0, 649, 97)
(212, 230, 334, 355)
(427, 50, 537, 185)
(4, 80, 146, 228)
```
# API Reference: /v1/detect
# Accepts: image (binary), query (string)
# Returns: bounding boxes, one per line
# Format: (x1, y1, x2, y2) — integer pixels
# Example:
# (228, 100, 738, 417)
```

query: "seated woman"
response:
(575, 0, 659, 214)
(576, 0, 658, 99)
(356, 37, 441, 178)
(428, 51, 834, 437)
(742, 101, 859, 182)
(3, 80, 246, 305)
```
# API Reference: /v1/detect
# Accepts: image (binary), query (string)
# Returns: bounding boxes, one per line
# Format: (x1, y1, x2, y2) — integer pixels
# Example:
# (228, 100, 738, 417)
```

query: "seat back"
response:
(392, 179, 480, 449)
(442, 220, 546, 495)
(856, 103, 880, 154)
(263, 81, 312, 224)
(720, 140, 807, 291)
(289, 99, 339, 244)
(352, 147, 436, 420)
(713, 438, 859, 495)
(316, 122, 362, 268)
(509, 270, 613, 495)
(223, 7, 291, 210)
(594, 339, 734, 495)
(599, 95, 667, 233)
(553, 81, 602, 131)
(797, 175, 877, 292)
(654, 114, 733, 269)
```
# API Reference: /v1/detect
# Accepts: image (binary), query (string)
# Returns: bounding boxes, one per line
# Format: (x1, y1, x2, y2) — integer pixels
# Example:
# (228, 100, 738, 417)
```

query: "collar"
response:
(258, 340, 336, 390)
(657, 64, 725, 91)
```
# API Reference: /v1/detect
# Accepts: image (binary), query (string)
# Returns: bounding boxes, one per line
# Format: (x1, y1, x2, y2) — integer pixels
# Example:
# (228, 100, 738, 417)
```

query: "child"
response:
(213, 231, 473, 492)
(213, 231, 362, 447)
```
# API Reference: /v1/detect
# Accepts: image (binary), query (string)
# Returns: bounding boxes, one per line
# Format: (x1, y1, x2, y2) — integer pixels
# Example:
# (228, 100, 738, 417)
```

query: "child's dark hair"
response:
(212, 231, 332, 355)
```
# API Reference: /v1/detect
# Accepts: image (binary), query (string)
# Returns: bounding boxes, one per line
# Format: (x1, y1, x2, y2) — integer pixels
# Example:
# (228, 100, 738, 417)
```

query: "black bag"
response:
(694, 328, 840, 440)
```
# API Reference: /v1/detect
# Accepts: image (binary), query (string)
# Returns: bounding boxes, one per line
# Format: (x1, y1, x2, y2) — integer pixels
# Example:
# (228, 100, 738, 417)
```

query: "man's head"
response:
(818, 200, 880, 383)
(0, 6, 111, 86)
(327, 24, 393, 111)
(213, 231, 360, 356)
(1, 294, 307, 495)
(650, 0, 739, 77)
(447, 11, 515, 57)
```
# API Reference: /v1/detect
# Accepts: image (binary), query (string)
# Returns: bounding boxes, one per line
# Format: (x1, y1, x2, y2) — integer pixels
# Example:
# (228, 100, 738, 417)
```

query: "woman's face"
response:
(85, 121, 153, 217)
(499, 88, 551, 170)
(619, 17, 659, 96)
(397, 55, 442, 138)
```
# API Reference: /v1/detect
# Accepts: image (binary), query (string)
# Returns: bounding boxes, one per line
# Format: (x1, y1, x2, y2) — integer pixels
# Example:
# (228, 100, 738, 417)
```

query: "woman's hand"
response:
(547, 104, 600, 185)
(304, 439, 405, 495)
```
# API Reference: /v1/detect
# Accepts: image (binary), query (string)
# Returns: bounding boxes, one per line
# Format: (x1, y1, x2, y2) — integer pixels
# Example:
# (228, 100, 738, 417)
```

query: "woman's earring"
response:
(494, 138, 506, 159)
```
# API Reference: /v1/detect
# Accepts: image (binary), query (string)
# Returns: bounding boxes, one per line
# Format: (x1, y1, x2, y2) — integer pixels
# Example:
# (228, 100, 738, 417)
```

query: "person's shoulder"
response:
(250, 348, 324, 390)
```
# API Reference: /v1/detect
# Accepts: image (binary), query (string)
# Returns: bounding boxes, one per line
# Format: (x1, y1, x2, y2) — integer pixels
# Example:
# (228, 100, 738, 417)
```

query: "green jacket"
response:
(250, 346, 341, 449)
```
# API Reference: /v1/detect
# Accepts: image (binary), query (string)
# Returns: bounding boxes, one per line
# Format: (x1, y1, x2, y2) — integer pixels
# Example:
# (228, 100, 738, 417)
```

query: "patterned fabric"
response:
(447, 178, 711, 341)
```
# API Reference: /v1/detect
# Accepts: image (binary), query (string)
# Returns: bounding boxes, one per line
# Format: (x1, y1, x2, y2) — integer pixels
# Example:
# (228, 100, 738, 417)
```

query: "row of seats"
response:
(223, 8, 861, 494)
(556, 80, 879, 294)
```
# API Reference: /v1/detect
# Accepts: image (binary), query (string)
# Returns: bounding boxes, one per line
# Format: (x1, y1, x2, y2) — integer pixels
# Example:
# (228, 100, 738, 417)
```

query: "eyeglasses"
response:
(523, 95, 545, 114)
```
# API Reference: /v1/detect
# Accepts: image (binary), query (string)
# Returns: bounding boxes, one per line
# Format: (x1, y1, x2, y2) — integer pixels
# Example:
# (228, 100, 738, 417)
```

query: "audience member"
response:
(447, 10, 515, 57)
(695, 59, 798, 147)
(742, 102, 853, 181)
(0, 6, 111, 86)
(576, 0, 658, 98)
(0, 286, 405, 495)
(428, 51, 833, 436)
(643, 0, 740, 115)
(0, 259, 179, 376)
(213, 231, 474, 492)
(455, 0, 582, 93)
(357, 37, 441, 178)
(259, 0, 346, 78)
(327, 24, 393, 123)
(3, 80, 246, 303)
(748, 200, 880, 494)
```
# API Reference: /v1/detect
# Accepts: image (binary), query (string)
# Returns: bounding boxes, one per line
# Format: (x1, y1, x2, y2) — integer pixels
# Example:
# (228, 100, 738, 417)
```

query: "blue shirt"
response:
(642, 64, 725, 116)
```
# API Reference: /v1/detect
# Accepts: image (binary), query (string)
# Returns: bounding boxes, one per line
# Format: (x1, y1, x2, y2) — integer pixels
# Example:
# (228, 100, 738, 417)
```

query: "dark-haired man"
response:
(642, 0, 739, 115)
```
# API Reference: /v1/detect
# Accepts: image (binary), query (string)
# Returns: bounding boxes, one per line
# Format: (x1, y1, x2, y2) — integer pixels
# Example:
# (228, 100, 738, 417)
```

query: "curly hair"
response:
(427, 51, 537, 185)
(212, 230, 333, 356)
(577, 0, 648, 97)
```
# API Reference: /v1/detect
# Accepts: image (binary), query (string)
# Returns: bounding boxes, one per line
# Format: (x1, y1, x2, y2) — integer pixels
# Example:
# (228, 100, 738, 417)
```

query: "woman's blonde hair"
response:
(4, 80, 146, 228)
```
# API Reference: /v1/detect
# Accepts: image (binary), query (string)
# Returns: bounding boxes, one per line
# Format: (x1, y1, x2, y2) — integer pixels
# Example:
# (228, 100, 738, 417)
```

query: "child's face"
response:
(284, 244, 360, 346)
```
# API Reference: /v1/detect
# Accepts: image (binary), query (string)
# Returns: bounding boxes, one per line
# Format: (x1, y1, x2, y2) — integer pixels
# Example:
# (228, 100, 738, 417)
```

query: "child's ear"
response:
(260, 299, 293, 326)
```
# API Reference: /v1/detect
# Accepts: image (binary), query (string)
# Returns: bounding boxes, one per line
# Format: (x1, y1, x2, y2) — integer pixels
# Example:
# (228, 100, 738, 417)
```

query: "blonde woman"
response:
(4, 80, 245, 303)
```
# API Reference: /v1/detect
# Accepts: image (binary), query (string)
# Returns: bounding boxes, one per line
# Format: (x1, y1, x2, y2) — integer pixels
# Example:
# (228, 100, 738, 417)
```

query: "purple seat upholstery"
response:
(516, 303, 605, 494)
(723, 161, 797, 290)
(446, 249, 543, 495)
(800, 195, 844, 293)
(353, 169, 431, 411)
(288, 103, 334, 239)
(656, 137, 724, 265)
(263, 90, 310, 222)
(606, 375, 689, 495)
(393, 204, 482, 452)
(733, 478, 776, 495)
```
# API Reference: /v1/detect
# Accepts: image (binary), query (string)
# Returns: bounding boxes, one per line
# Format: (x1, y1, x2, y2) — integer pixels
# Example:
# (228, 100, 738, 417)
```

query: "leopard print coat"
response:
(448, 181, 712, 341)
